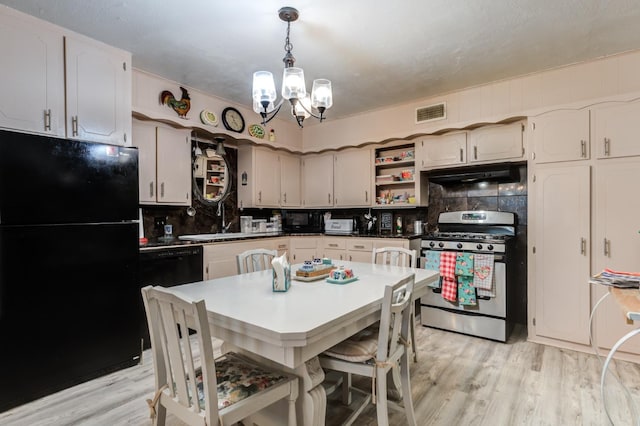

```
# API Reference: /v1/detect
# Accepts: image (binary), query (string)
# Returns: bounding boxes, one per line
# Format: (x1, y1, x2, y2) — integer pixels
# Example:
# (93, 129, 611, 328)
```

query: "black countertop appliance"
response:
(0, 129, 141, 412)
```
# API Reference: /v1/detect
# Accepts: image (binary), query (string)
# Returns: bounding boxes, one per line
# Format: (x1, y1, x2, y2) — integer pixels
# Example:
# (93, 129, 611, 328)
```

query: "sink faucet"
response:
(217, 202, 234, 233)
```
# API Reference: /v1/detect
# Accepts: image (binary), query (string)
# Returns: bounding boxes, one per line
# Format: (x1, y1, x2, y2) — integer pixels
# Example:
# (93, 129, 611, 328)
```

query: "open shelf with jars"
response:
(193, 154, 229, 202)
(374, 142, 428, 207)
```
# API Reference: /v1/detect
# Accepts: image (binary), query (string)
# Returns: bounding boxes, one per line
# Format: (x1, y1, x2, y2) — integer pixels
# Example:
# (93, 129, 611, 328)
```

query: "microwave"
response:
(282, 211, 323, 233)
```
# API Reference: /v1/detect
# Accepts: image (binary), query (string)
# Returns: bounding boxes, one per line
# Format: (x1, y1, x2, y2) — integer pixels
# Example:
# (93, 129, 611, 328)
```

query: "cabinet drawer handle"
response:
(160, 182, 165, 198)
(604, 138, 610, 156)
(459, 148, 464, 163)
(43, 109, 51, 131)
(354, 245, 365, 249)
(149, 182, 154, 197)
(580, 237, 586, 255)
(71, 116, 79, 136)
(580, 140, 587, 158)
(329, 243, 338, 247)
(278, 244, 287, 249)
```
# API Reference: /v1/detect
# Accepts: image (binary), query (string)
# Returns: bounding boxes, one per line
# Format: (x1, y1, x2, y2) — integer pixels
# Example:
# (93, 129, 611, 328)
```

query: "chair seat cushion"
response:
(193, 352, 289, 410)
(323, 326, 379, 362)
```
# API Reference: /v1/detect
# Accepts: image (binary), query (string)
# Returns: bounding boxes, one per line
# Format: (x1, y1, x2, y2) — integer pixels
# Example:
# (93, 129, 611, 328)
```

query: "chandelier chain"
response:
(284, 21, 293, 57)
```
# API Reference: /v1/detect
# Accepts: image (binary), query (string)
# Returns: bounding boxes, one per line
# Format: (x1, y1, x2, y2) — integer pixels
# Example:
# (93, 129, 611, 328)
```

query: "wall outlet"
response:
(154, 216, 167, 230)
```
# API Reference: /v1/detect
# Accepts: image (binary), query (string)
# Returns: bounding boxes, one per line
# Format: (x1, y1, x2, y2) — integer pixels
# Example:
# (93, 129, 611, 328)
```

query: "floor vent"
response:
(416, 102, 446, 124)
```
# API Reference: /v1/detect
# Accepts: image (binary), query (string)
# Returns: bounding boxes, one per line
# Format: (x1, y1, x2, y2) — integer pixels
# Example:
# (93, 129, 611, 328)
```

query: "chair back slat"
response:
(372, 247, 417, 268)
(376, 273, 414, 361)
(237, 249, 278, 274)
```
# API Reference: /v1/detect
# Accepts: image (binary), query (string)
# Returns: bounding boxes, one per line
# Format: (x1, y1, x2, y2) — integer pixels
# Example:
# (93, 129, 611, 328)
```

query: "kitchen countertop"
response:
(140, 231, 425, 250)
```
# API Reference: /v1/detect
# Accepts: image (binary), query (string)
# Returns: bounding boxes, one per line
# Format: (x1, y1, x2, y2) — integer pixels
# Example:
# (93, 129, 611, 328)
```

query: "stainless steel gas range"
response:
(420, 210, 517, 342)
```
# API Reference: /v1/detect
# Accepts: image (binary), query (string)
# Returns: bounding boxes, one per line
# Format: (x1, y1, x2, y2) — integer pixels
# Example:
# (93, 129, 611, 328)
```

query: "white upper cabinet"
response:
(0, 7, 131, 144)
(530, 109, 590, 163)
(468, 122, 523, 163)
(334, 149, 372, 207)
(418, 123, 524, 170)
(418, 132, 467, 169)
(280, 153, 302, 207)
(133, 121, 191, 206)
(302, 153, 334, 208)
(0, 8, 65, 136)
(65, 36, 131, 145)
(592, 100, 640, 159)
(237, 146, 300, 208)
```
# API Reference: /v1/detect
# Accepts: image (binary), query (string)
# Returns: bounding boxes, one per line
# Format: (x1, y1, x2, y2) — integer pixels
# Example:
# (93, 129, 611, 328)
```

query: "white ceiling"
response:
(3, 0, 640, 122)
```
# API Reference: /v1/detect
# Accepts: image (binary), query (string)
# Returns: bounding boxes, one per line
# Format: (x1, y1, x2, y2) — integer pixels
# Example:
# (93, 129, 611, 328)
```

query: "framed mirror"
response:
(192, 137, 230, 204)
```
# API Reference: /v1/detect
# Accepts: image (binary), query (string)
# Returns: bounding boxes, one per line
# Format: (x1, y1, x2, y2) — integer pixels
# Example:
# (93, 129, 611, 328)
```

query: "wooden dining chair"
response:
(236, 248, 278, 274)
(319, 274, 417, 426)
(141, 285, 298, 426)
(371, 246, 418, 268)
(371, 246, 419, 363)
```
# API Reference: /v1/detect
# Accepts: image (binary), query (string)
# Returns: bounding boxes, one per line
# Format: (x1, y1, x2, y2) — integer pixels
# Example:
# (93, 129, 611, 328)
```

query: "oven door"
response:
(420, 251, 506, 318)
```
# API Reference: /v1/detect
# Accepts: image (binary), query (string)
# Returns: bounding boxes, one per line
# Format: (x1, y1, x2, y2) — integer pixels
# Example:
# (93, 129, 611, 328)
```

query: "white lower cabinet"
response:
(290, 237, 319, 263)
(533, 163, 591, 344)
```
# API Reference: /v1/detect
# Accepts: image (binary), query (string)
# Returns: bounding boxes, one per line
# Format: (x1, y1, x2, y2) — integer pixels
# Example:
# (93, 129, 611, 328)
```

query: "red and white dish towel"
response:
(473, 253, 495, 298)
(439, 251, 457, 302)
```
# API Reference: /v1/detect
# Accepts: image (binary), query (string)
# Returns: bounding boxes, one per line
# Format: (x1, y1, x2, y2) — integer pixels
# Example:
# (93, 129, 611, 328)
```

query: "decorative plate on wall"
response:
(200, 109, 218, 126)
(248, 124, 265, 139)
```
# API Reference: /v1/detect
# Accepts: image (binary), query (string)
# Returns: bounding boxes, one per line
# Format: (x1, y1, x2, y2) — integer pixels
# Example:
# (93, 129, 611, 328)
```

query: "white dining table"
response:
(165, 261, 439, 426)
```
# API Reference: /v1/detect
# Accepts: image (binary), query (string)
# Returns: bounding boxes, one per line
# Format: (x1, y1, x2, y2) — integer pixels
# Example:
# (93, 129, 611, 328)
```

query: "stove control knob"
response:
(476, 244, 483, 250)
(429, 241, 435, 248)
(456, 243, 463, 249)
(487, 244, 494, 251)
(438, 242, 444, 248)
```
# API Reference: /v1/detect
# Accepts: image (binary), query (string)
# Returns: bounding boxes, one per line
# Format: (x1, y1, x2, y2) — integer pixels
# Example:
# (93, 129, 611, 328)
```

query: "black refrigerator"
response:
(0, 129, 141, 412)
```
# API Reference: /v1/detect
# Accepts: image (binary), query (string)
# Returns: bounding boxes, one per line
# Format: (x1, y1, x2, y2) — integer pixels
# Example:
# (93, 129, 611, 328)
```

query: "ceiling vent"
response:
(415, 102, 446, 124)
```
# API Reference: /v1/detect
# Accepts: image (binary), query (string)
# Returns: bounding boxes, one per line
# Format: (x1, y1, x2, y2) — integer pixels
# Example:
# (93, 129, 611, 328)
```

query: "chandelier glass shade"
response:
(252, 7, 332, 128)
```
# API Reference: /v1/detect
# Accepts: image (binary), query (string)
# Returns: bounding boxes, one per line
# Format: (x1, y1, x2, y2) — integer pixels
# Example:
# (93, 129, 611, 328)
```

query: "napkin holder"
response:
(272, 252, 291, 292)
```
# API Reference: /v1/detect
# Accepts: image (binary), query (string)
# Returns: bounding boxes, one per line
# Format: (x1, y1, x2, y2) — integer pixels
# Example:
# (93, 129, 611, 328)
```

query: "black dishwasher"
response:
(140, 245, 203, 348)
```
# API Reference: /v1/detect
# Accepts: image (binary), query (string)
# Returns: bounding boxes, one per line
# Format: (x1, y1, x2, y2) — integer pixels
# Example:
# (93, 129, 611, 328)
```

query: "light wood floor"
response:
(2, 324, 639, 425)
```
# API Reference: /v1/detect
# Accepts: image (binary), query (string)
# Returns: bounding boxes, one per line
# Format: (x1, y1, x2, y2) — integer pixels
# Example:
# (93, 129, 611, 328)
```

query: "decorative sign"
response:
(380, 212, 393, 231)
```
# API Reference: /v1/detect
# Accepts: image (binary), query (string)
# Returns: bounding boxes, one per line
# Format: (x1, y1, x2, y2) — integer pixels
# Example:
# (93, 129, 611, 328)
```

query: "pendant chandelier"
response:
(252, 7, 333, 128)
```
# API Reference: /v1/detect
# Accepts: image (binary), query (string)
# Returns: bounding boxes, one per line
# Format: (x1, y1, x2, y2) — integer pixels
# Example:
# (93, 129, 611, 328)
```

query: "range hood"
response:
(426, 163, 522, 185)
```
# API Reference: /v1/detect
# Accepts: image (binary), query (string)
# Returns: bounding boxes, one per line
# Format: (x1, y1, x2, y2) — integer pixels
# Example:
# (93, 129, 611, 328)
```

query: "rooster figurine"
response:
(160, 86, 191, 118)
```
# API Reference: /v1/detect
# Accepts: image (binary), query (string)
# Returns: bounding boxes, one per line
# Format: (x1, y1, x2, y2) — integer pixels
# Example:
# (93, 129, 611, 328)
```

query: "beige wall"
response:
(302, 49, 640, 152)
(131, 69, 303, 151)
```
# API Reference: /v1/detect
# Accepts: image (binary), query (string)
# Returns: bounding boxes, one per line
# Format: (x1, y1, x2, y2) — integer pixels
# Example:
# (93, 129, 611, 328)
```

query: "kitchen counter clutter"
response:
(141, 231, 424, 249)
